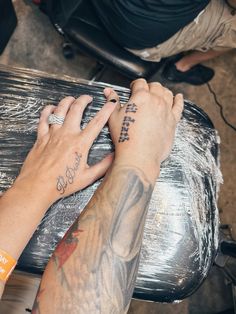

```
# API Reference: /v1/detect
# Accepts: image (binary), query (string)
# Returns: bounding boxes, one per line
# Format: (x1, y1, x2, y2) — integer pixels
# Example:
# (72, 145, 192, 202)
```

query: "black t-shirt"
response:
(91, 0, 210, 49)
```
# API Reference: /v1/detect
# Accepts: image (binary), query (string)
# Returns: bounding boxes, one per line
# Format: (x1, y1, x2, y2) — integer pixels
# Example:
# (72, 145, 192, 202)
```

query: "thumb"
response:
(85, 153, 114, 185)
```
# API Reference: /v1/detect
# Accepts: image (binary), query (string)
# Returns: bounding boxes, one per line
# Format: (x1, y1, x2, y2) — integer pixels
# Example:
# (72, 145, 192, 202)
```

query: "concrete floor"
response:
(0, 1, 236, 313)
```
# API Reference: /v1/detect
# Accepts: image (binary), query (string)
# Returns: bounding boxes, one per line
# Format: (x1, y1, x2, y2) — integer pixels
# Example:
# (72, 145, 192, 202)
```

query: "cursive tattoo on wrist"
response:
(56, 152, 82, 195)
(118, 103, 138, 143)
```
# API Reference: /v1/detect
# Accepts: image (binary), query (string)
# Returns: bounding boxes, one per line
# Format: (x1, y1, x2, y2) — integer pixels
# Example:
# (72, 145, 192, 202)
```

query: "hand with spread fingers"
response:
(0, 90, 120, 298)
(107, 78, 184, 180)
(14, 90, 119, 206)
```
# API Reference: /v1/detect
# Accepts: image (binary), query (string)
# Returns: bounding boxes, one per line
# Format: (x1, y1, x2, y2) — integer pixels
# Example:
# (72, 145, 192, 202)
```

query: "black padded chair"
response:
(0, 0, 17, 54)
(44, 0, 164, 80)
(0, 66, 220, 304)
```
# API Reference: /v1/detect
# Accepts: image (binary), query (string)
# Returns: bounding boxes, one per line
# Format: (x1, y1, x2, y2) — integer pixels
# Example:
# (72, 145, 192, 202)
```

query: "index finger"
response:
(82, 89, 119, 147)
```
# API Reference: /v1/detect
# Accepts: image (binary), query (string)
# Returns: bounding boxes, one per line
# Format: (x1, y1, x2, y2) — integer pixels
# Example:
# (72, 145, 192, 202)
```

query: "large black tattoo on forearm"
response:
(119, 103, 138, 142)
(56, 152, 82, 194)
(37, 165, 153, 314)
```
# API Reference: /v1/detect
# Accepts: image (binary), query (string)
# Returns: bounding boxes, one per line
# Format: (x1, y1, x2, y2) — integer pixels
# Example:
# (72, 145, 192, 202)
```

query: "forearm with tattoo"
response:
(34, 165, 154, 314)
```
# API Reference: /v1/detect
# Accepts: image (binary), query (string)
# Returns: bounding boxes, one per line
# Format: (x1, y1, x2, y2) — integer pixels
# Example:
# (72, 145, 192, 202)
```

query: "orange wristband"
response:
(0, 249, 17, 282)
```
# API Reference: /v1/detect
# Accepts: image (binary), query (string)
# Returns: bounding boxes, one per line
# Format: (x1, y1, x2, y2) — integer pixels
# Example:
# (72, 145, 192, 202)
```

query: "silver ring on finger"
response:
(48, 113, 65, 125)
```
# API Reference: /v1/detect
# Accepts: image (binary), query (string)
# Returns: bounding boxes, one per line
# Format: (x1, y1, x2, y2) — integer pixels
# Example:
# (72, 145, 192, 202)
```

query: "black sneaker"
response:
(162, 62, 215, 85)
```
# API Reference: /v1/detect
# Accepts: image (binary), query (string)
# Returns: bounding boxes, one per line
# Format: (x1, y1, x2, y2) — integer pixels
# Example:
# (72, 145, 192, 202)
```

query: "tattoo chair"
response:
(40, 0, 164, 80)
(0, 66, 222, 304)
(0, 0, 17, 54)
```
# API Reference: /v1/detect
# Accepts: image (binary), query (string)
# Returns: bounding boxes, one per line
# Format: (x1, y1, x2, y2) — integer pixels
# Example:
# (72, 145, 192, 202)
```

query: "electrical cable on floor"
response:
(206, 82, 236, 132)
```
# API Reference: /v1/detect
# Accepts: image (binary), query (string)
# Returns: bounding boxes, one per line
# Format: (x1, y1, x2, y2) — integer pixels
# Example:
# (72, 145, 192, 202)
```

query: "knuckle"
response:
(151, 82, 162, 87)
(165, 88, 173, 95)
(35, 136, 48, 148)
(131, 78, 147, 87)
(177, 94, 184, 102)
(133, 78, 146, 83)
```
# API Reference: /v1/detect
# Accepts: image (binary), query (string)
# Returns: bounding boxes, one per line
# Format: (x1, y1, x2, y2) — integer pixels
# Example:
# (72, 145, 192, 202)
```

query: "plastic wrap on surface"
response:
(0, 66, 222, 302)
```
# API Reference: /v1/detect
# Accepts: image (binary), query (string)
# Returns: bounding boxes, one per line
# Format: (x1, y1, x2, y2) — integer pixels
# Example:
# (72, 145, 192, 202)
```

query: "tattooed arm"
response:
(0, 91, 119, 298)
(35, 79, 184, 313)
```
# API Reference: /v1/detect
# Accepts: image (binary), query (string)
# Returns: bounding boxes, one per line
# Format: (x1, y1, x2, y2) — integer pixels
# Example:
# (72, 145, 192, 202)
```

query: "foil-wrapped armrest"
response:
(0, 66, 222, 302)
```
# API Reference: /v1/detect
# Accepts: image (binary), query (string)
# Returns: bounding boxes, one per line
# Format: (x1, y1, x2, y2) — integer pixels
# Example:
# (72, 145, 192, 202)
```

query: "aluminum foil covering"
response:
(0, 66, 222, 302)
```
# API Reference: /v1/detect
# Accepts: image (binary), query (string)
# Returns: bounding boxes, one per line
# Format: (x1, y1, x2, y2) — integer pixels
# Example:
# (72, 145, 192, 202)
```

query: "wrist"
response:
(0, 181, 53, 262)
(114, 152, 160, 184)
(10, 178, 54, 210)
(9, 180, 53, 210)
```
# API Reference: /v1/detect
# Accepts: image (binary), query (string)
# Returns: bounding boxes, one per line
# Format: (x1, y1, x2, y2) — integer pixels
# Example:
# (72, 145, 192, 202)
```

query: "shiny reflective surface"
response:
(0, 66, 222, 302)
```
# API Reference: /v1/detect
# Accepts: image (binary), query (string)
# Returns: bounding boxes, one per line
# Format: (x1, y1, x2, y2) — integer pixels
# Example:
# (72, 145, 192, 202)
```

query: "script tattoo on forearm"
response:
(38, 165, 153, 313)
(56, 152, 82, 194)
(119, 103, 138, 142)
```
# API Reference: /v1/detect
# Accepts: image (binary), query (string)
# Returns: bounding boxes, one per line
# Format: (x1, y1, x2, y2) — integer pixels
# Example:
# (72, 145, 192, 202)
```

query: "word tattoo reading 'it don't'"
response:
(56, 152, 82, 194)
(119, 103, 138, 143)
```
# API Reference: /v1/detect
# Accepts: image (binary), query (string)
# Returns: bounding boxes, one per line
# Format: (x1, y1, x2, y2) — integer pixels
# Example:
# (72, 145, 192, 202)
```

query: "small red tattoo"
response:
(54, 223, 83, 269)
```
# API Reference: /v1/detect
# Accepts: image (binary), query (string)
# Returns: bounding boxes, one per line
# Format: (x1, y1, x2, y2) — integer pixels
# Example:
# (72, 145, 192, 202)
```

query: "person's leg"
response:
(175, 49, 230, 72)
(162, 0, 236, 85)
(162, 47, 235, 85)
(130, 0, 236, 85)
